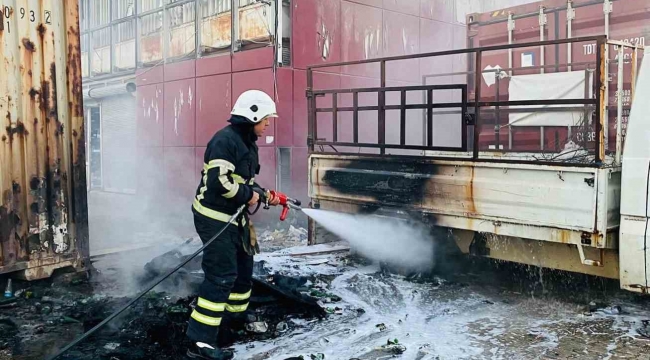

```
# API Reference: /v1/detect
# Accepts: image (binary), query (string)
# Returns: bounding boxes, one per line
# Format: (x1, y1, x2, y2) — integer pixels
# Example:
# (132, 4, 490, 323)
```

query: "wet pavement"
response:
(237, 250, 650, 360)
(1, 231, 650, 360)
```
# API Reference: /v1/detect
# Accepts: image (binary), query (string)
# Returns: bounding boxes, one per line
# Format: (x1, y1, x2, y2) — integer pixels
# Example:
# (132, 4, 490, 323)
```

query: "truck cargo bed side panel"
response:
(310, 155, 613, 243)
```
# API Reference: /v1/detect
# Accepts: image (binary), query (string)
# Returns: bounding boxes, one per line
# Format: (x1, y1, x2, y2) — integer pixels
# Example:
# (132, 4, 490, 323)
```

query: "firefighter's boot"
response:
(186, 343, 234, 360)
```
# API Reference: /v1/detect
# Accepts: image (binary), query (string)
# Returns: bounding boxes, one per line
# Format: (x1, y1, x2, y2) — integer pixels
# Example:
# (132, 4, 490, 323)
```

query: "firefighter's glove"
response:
(248, 222, 260, 255)
(247, 190, 260, 207)
(267, 191, 281, 206)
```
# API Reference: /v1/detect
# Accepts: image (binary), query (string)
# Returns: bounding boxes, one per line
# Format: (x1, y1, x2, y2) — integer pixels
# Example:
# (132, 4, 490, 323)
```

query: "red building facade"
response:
(79, 0, 649, 252)
(130, 0, 471, 218)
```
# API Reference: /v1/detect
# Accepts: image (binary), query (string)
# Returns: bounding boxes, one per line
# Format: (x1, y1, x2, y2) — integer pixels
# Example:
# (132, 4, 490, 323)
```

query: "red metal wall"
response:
(291, 0, 469, 158)
(126, 0, 650, 230)
(135, 0, 469, 220)
(135, 47, 283, 222)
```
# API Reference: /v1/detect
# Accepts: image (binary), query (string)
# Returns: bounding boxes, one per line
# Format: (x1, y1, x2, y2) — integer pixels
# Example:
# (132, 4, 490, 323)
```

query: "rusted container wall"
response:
(0, 0, 89, 280)
(468, 0, 650, 153)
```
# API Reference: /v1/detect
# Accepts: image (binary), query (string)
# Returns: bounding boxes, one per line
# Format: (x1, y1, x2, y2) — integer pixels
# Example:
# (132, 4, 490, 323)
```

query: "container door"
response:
(569, 0, 649, 154)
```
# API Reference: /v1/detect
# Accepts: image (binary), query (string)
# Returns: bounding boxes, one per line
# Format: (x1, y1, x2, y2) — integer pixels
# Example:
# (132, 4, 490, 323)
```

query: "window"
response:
(139, 0, 164, 13)
(78, 0, 287, 79)
(92, 27, 112, 76)
(81, 34, 90, 78)
(113, 20, 136, 71)
(89, 0, 111, 76)
(90, 0, 110, 28)
(80, 0, 89, 32)
(238, 0, 273, 45)
(200, 0, 232, 55)
(277, 148, 292, 193)
(87, 106, 103, 190)
(113, 0, 135, 20)
(167, 1, 197, 59)
(139, 11, 164, 64)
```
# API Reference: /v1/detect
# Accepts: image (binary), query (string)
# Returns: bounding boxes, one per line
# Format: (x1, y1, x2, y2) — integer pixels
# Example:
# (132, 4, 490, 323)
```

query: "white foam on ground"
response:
(232, 246, 650, 360)
(235, 261, 495, 359)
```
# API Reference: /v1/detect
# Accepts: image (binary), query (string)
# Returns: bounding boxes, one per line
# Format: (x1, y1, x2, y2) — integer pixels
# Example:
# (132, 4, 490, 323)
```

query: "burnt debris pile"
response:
(0, 271, 195, 360)
(0, 246, 331, 360)
(141, 248, 326, 349)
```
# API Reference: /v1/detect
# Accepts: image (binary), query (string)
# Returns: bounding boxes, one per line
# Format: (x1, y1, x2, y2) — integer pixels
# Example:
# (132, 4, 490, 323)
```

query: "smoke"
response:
(86, 94, 197, 297)
(302, 209, 435, 271)
(87, 175, 197, 297)
(84, 89, 309, 296)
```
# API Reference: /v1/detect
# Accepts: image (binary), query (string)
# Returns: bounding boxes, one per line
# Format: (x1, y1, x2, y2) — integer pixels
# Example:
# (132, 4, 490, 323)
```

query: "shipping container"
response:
(467, 0, 650, 153)
(0, 0, 89, 279)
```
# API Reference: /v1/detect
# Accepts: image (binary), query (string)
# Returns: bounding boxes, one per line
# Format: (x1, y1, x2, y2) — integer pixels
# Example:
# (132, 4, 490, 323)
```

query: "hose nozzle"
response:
(269, 191, 302, 221)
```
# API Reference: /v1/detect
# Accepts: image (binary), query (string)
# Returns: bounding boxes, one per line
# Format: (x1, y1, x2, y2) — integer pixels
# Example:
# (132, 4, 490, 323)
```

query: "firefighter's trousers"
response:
(186, 214, 253, 344)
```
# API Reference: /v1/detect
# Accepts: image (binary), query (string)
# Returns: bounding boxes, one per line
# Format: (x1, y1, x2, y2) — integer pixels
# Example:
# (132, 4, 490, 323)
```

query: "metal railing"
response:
(306, 35, 611, 166)
(422, 63, 597, 154)
(311, 84, 468, 154)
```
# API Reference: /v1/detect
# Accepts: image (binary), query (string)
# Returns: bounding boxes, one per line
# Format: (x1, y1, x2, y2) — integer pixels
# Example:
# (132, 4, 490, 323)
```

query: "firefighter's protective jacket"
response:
(192, 116, 260, 223)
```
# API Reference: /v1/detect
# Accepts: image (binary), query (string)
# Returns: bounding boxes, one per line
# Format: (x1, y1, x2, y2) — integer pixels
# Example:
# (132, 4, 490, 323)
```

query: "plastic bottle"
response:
(4, 279, 12, 298)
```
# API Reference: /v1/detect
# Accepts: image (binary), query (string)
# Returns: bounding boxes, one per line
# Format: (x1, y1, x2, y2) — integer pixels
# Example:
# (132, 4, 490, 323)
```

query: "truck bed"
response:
(310, 154, 620, 249)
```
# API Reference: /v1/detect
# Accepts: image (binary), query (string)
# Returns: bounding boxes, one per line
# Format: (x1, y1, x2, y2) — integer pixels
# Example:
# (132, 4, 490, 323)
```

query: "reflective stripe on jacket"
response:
(193, 121, 260, 223)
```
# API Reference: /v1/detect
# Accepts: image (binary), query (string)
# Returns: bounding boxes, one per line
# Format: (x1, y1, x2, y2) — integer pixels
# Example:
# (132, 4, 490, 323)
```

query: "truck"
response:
(306, 32, 650, 293)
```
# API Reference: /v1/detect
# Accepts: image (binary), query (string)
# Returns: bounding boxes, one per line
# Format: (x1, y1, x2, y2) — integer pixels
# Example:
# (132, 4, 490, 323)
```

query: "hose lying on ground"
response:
(46, 205, 246, 360)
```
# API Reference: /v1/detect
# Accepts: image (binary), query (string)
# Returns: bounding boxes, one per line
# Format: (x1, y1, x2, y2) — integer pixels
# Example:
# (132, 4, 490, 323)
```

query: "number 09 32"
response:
(2, 6, 52, 34)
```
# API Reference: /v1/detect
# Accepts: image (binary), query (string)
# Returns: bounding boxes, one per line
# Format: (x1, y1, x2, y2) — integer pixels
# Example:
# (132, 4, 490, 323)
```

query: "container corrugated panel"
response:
(0, 0, 89, 280)
(468, 0, 650, 152)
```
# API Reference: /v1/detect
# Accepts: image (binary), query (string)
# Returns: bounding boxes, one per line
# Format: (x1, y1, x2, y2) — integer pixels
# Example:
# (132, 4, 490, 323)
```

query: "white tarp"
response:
(508, 71, 591, 127)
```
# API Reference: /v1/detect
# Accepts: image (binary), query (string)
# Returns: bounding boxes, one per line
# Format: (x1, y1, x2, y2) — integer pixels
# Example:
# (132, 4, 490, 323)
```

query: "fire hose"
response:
(47, 190, 301, 360)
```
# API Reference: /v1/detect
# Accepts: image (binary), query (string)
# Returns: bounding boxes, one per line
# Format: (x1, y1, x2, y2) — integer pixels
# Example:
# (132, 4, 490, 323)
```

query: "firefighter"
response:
(186, 90, 280, 359)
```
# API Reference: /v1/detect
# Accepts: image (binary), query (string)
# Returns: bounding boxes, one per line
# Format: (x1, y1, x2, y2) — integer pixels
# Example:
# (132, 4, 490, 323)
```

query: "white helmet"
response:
(231, 90, 278, 123)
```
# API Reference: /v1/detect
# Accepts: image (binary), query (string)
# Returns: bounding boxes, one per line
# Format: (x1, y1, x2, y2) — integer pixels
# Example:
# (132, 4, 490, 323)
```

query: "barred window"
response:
(113, 0, 135, 19)
(90, 0, 111, 28)
(139, 0, 164, 13)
